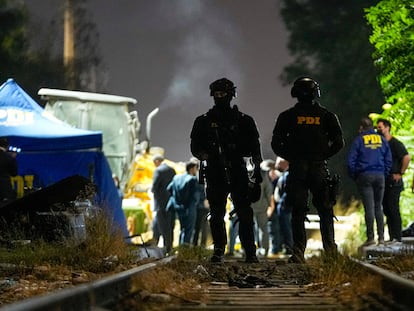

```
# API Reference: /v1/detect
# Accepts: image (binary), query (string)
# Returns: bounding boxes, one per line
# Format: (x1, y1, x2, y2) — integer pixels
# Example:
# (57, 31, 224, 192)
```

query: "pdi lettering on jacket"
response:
(297, 116, 321, 125)
(363, 134, 382, 149)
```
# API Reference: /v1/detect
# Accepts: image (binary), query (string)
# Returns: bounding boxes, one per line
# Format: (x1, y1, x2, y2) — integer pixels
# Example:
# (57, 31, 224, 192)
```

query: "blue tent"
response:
(0, 79, 128, 236)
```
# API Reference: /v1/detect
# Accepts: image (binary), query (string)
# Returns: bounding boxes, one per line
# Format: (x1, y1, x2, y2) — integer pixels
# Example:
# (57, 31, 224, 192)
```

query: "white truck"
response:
(38, 88, 141, 188)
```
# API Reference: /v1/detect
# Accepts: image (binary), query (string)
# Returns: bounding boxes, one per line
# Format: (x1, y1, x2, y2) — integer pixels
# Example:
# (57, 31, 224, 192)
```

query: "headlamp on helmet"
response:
(291, 77, 320, 100)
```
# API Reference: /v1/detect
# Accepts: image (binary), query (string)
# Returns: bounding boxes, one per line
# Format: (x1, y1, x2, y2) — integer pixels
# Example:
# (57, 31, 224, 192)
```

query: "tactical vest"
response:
(285, 104, 331, 161)
(205, 106, 255, 161)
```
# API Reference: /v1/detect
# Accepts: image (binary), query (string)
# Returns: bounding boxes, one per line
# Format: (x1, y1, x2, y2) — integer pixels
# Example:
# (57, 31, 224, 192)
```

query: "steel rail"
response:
(1, 255, 414, 310)
(352, 257, 414, 309)
(0, 257, 173, 311)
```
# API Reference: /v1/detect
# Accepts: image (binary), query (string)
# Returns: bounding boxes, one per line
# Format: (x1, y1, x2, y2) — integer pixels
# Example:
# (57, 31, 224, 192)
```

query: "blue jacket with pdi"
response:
(347, 129, 392, 179)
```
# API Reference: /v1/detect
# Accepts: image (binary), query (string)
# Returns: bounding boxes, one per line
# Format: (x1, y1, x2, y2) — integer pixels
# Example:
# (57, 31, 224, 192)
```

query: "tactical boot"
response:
(288, 251, 305, 264)
(245, 254, 259, 263)
(244, 247, 259, 263)
(210, 248, 224, 263)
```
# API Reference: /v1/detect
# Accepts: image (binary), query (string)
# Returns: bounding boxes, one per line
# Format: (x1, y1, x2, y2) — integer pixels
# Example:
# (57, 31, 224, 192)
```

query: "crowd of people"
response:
(2, 76, 411, 264)
(150, 153, 294, 259)
(147, 76, 411, 264)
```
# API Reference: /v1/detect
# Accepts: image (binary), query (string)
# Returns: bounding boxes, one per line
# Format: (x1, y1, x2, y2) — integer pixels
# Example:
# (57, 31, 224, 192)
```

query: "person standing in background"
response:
(251, 161, 275, 257)
(193, 166, 210, 247)
(266, 159, 283, 256)
(167, 160, 200, 245)
(376, 119, 411, 244)
(274, 157, 293, 254)
(151, 154, 176, 253)
(348, 117, 392, 246)
(0, 137, 18, 204)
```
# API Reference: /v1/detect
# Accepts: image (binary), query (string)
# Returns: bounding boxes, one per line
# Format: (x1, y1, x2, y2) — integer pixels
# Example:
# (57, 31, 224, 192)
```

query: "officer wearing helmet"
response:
(271, 77, 344, 263)
(190, 78, 263, 263)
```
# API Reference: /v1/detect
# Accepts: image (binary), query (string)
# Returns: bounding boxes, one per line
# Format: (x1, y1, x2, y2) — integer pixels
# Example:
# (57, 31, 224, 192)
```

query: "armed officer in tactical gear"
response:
(271, 77, 344, 263)
(190, 78, 263, 263)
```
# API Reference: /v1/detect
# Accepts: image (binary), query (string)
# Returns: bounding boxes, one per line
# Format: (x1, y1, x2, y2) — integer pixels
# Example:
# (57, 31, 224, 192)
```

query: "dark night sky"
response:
(23, 0, 293, 162)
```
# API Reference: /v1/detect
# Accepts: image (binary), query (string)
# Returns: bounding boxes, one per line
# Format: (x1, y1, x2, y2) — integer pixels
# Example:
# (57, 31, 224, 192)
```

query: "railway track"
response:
(1, 252, 413, 311)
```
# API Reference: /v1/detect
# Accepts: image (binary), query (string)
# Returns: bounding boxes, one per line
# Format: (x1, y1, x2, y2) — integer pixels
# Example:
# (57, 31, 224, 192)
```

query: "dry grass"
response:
(0, 210, 133, 274)
(117, 247, 210, 311)
(374, 252, 414, 280)
(131, 266, 206, 301)
(306, 252, 391, 309)
(0, 209, 139, 305)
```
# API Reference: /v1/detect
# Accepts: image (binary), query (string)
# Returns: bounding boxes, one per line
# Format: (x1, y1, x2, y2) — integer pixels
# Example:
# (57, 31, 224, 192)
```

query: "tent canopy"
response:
(0, 79, 127, 236)
(0, 79, 102, 151)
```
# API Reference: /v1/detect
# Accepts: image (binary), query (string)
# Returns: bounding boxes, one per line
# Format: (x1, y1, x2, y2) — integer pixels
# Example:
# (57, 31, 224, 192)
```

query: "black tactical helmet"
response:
(209, 78, 236, 98)
(291, 77, 320, 100)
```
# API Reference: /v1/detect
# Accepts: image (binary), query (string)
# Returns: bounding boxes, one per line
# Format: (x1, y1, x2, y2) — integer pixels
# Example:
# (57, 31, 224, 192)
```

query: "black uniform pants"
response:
(285, 160, 336, 256)
(205, 164, 256, 256)
(383, 178, 403, 241)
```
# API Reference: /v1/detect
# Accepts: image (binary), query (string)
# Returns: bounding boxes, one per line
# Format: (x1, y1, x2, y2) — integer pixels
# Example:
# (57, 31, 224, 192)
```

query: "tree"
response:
(365, 0, 414, 226)
(279, 0, 384, 203)
(0, 0, 64, 99)
(0, 1, 29, 82)
(64, 0, 107, 92)
(1, 0, 106, 98)
(365, 0, 414, 129)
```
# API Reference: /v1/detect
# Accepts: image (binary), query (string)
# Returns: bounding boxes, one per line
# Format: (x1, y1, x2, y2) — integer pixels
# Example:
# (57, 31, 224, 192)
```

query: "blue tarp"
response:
(0, 79, 128, 236)
(0, 79, 102, 151)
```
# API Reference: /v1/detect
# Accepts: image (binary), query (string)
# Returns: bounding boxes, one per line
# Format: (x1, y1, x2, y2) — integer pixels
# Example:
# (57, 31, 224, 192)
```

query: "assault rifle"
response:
(214, 127, 232, 185)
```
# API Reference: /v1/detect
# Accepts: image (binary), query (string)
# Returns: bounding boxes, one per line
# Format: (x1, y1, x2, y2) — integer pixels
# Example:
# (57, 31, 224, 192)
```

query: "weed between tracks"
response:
(307, 253, 392, 309)
(116, 247, 212, 311)
(0, 211, 139, 305)
(1, 215, 414, 309)
(0, 211, 132, 273)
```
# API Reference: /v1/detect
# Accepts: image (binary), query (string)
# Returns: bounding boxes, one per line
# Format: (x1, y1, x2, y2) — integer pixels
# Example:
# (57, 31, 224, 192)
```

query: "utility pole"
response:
(64, 0, 76, 89)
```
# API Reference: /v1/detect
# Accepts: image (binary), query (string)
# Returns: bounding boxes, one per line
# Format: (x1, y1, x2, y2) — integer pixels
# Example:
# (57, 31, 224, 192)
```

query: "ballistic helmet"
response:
(209, 78, 236, 98)
(291, 77, 320, 100)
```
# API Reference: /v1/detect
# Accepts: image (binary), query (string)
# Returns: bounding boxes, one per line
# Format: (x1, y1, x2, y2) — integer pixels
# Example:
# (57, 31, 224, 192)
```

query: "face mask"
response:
(213, 96, 231, 108)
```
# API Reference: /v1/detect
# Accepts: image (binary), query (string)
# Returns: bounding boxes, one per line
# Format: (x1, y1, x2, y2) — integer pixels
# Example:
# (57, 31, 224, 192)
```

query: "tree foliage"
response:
(279, 0, 384, 202)
(0, 0, 27, 69)
(0, 0, 106, 98)
(0, 0, 64, 99)
(365, 0, 414, 226)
